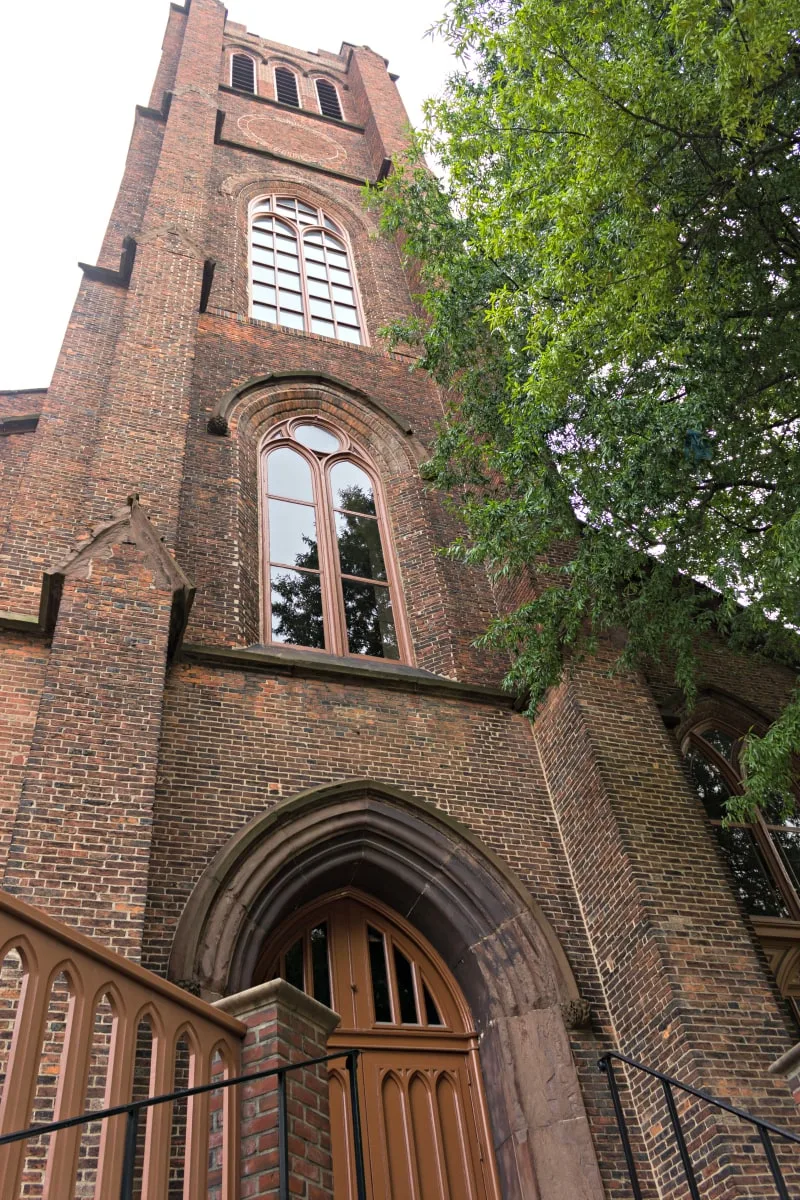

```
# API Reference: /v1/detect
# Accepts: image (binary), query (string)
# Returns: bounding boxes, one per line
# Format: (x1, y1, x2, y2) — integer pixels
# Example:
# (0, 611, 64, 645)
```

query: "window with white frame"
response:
(250, 196, 364, 344)
(231, 53, 256, 94)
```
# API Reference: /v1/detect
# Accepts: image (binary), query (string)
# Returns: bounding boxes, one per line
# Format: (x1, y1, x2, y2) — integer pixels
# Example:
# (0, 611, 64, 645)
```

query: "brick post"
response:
(215, 980, 339, 1200)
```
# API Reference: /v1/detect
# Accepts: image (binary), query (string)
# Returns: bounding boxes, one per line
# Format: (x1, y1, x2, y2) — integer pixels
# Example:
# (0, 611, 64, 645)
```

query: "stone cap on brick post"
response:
(215, 979, 341, 1199)
(769, 1041, 800, 1107)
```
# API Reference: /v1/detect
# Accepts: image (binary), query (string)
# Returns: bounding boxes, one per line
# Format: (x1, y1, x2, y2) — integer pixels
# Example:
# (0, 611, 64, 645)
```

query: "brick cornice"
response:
(178, 642, 523, 708)
(219, 84, 365, 133)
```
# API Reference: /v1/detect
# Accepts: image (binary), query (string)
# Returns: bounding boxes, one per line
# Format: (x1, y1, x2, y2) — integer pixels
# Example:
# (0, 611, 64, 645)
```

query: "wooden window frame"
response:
(259, 416, 412, 664)
(683, 721, 800, 920)
(314, 77, 343, 121)
(273, 64, 300, 108)
(230, 52, 257, 95)
(248, 194, 368, 345)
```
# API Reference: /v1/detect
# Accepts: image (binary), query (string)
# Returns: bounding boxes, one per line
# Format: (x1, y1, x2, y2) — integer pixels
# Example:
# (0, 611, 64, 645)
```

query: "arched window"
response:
(261, 418, 407, 661)
(683, 723, 800, 918)
(250, 195, 364, 344)
(274, 65, 300, 107)
(230, 53, 256, 94)
(315, 78, 343, 121)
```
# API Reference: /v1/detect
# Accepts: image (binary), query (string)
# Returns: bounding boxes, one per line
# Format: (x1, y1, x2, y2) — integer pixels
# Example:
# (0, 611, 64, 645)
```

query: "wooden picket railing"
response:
(0, 889, 245, 1199)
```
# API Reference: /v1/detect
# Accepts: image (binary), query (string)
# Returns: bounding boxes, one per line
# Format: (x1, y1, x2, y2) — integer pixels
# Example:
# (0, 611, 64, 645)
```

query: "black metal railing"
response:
(0, 1047, 366, 1200)
(599, 1050, 800, 1200)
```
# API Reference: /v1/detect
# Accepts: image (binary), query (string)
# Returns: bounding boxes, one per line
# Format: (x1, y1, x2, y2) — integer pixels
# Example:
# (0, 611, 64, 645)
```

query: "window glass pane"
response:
(277, 197, 296, 212)
(330, 461, 376, 514)
(323, 216, 340, 233)
(284, 938, 304, 991)
(305, 246, 326, 264)
(310, 923, 332, 1008)
(327, 251, 348, 269)
(278, 270, 302, 289)
(393, 947, 418, 1023)
(294, 424, 340, 453)
(330, 267, 351, 286)
(253, 281, 277, 304)
(323, 232, 345, 250)
(306, 260, 328, 281)
(252, 248, 275, 268)
(267, 447, 313, 502)
(335, 511, 386, 580)
(305, 231, 323, 245)
(279, 289, 303, 312)
(701, 729, 737, 763)
(332, 285, 355, 304)
(367, 927, 392, 1022)
(335, 304, 359, 325)
(252, 268, 275, 290)
(311, 318, 335, 337)
(310, 297, 334, 320)
(686, 747, 733, 822)
(341, 579, 399, 659)
(268, 499, 318, 569)
(279, 309, 305, 330)
(423, 982, 442, 1026)
(338, 325, 362, 345)
(253, 304, 277, 323)
(715, 826, 788, 917)
(772, 830, 800, 891)
(308, 278, 331, 299)
(270, 566, 324, 648)
(254, 198, 271, 213)
(277, 252, 300, 271)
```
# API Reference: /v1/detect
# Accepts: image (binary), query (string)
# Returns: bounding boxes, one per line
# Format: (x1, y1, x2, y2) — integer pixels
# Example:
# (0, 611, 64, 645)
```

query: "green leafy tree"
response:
(372, 0, 800, 817)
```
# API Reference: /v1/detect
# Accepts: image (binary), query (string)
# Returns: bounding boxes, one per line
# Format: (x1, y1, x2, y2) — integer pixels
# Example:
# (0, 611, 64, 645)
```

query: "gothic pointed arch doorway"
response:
(259, 889, 501, 1200)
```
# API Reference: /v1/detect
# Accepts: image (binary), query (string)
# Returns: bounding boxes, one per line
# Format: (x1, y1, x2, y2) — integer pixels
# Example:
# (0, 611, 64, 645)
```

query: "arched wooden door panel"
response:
(261, 890, 501, 1200)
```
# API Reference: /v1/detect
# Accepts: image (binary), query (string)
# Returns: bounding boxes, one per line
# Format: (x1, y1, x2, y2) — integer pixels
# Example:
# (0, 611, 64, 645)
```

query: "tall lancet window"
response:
(250, 196, 364, 344)
(261, 419, 407, 660)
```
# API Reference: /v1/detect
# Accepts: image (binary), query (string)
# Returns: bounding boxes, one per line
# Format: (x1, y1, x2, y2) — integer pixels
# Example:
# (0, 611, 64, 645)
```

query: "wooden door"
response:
(261, 890, 501, 1200)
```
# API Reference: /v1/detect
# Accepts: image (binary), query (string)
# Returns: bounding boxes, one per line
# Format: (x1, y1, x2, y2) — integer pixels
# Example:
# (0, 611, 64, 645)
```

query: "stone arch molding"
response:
(170, 780, 605, 1200)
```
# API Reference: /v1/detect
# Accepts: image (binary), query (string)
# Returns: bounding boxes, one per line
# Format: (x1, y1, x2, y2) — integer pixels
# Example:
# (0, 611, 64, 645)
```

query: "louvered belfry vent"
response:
(275, 67, 300, 107)
(231, 54, 256, 93)
(316, 79, 343, 120)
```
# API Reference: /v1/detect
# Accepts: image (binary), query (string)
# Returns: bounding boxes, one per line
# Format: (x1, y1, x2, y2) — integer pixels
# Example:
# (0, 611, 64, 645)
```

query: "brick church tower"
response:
(2, 2, 800, 1196)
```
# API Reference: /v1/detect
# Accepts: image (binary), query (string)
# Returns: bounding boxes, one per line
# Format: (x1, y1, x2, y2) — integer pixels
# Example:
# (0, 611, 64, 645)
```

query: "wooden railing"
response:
(0, 889, 245, 1199)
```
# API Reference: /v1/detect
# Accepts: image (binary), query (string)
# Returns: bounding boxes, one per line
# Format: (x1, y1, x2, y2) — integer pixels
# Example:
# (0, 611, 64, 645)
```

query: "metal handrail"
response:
(599, 1050, 799, 1200)
(0, 1047, 367, 1200)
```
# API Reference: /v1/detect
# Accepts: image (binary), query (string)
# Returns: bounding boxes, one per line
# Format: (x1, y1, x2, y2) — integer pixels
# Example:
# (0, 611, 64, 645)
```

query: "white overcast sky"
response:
(0, 0, 455, 391)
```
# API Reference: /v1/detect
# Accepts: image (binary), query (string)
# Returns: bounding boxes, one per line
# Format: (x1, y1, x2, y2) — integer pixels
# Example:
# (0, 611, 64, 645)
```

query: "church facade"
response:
(1, 1, 800, 1195)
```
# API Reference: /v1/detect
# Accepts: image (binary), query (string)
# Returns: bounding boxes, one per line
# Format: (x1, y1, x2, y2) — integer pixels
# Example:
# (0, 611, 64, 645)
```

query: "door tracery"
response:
(260, 890, 501, 1200)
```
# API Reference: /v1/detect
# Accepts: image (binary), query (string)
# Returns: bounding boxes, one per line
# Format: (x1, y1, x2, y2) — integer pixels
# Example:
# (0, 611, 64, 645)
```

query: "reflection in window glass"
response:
(270, 567, 324, 648)
(311, 923, 332, 1008)
(393, 946, 419, 1023)
(294, 424, 340, 453)
(335, 511, 387, 580)
(284, 938, 304, 991)
(423, 982, 443, 1026)
(701, 728, 737, 763)
(368, 927, 392, 1022)
(330, 461, 375, 514)
(267, 447, 313, 502)
(686, 748, 732, 822)
(268, 499, 318, 569)
(687, 745, 789, 917)
(342, 579, 399, 659)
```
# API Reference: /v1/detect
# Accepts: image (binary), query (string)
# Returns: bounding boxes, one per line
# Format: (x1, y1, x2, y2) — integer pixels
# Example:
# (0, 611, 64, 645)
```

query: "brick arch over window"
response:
(168, 780, 604, 1200)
